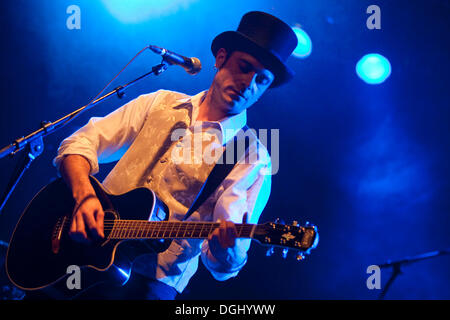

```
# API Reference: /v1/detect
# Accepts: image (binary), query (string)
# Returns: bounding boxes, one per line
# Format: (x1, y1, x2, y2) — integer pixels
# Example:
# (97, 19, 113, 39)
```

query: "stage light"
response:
(356, 53, 391, 84)
(292, 26, 312, 58)
(114, 266, 131, 283)
(101, 0, 198, 23)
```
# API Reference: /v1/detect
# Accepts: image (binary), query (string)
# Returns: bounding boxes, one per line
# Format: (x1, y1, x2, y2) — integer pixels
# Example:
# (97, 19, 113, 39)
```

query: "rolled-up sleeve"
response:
(53, 92, 159, 174)
(201, 145, 272, 281)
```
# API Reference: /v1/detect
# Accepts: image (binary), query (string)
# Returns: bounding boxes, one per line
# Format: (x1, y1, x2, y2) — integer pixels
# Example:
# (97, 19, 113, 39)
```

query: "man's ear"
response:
(215, 48, 228, 69)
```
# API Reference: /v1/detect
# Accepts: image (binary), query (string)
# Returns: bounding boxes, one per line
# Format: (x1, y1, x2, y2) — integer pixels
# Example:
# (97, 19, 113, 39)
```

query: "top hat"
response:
(211, 11, 298, 88)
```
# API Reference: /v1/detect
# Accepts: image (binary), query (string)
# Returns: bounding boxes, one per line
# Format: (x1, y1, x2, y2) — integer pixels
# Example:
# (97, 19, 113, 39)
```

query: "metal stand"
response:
(378, 248, 450, 299)
(0, 62, 168, 214)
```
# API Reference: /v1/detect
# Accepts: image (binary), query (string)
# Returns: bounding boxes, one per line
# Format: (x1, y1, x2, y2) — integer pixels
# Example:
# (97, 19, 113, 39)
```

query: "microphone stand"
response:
(377, 248, 450, 299)
(0, 62, 169, 213)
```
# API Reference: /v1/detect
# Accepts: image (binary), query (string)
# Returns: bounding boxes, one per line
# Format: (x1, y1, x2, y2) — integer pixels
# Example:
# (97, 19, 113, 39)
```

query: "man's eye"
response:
(240, 64, 252, 73)
(255, 74, 270, 85)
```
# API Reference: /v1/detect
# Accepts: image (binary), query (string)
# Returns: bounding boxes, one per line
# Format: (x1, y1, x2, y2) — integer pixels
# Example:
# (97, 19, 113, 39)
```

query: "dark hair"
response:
(217, 47, 235, 69)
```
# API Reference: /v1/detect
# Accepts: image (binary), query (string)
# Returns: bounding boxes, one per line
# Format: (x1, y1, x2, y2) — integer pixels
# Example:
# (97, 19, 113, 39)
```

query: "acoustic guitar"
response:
(6, 176, 318, 298)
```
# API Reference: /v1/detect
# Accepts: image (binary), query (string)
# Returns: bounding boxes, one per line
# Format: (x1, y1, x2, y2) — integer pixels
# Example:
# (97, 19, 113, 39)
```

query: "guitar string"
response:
(63, 223, 253, 231)
(59, 220, 256, 237)
(59, 220, 256, 230)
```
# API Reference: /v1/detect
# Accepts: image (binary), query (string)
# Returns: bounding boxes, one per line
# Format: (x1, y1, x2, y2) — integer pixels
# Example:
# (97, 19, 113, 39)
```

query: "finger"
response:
(208, 229, 220, 251)
(83, 210, 101, 240)
(69, 214, 77, 235)
(218, 225, 227, 248)
(225, 221, 237, 247)
(75, 214, 89, 243)
(95, 208, 105, 238)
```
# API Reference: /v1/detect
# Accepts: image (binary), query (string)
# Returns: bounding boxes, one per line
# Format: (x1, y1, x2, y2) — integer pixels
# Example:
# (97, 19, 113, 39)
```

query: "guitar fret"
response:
(198, 223, 205, 238)
(135, 221, 140, 239)
(163, 222, 170, 239)
(123, 221, 131, 238)
(182, 223, 187, 238)
(110, 220, 117, 239)
(118, 221, 124, 239)
(143, 221, 148, 238)
(144, 221, 149, 238)
(123, 221, 129, 239)
(130, 221, 135, 239)
(137, 221, 143, 238)
(158, 221, 164, 238)
(153, 221, 158, 238)
(150, 221, 156, 239)
(176, 222, 183, 238)
(186, 223, 191, 238)
(143, 221, 149, 238)
(169, 222, 176, 238)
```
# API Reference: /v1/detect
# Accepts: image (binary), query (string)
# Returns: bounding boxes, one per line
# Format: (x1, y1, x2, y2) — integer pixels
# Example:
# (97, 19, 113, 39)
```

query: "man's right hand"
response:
(59, 154, 105, 244)
(69, 194, 105, 244)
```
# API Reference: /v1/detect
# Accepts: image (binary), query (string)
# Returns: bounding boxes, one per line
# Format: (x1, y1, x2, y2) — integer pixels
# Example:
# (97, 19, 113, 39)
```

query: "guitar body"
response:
(6, 177, 169, 298)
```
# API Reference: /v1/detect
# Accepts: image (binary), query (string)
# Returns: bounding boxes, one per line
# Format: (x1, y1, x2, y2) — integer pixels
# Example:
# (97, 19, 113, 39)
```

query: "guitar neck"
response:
(107, 220, 257, 240)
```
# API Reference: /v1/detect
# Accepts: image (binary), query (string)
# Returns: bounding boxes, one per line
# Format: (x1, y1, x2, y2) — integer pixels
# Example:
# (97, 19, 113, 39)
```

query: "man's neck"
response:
(196, 89, 228, 122)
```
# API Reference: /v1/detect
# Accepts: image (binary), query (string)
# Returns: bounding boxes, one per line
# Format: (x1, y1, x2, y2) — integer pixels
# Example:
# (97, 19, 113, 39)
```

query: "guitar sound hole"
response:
(99, 210, 119, 246)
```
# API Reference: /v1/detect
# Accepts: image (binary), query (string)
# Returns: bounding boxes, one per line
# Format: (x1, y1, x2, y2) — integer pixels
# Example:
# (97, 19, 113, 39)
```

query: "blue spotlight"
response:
(356, 53, 391, 84)
(113, 265, 131, 284)
(101, 0, 198, 23)
(291, 26, 312, 58)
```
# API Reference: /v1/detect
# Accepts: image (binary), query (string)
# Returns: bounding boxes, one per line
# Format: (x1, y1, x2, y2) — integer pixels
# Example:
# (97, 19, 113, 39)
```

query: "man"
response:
(52, 11, 298, 299)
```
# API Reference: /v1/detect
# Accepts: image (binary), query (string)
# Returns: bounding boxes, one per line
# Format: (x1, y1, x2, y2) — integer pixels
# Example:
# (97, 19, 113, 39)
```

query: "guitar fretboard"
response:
(108, 220, 257, 240)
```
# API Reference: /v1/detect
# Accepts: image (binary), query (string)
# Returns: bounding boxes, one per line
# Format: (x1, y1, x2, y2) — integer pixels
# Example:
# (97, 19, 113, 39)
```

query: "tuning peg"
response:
(282, 248, 289, 259)
(266, 247, 274, 257)
(296, 252, 305, 261)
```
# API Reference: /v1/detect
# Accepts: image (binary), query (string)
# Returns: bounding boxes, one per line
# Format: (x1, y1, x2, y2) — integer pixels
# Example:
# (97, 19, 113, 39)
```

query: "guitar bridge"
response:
(52, 216, 67, 254)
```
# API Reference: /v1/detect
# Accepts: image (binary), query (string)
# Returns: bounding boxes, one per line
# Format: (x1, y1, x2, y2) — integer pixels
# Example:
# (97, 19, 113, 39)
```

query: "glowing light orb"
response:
(356, 53, 391, 84)
(292, 26, 312, 58)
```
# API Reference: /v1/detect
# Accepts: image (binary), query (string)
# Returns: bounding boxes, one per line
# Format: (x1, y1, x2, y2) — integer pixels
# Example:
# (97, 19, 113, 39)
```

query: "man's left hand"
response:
(208, 220, 237, 249)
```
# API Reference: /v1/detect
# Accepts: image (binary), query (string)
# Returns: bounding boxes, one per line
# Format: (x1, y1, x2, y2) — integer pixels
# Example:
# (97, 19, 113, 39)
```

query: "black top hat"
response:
(211, 11, 298, 88)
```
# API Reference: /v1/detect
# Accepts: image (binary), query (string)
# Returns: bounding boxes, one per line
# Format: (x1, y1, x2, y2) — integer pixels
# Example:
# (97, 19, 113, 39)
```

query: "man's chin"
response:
(227, 101, 249, 115)
(220, 93, 249, 115)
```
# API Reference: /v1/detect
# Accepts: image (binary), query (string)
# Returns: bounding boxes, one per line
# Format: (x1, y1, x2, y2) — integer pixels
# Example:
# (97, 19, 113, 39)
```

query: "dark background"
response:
(0, 0, 449, 299)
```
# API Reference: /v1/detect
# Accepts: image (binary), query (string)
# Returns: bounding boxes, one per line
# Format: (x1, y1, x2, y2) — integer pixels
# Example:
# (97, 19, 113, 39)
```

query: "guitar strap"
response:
(182, 125, 250, 221)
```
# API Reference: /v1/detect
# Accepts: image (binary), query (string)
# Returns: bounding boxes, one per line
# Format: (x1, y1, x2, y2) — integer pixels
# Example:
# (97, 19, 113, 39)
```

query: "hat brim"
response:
(211, 31, 294, 88)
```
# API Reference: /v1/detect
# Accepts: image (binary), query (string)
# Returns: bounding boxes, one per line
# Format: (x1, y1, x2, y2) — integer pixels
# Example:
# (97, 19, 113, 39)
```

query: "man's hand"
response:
(208, 213, 248, 251)
(59, 154, 105, 244)
(69, 194, 105, 244)
(208, 220, 238, 250)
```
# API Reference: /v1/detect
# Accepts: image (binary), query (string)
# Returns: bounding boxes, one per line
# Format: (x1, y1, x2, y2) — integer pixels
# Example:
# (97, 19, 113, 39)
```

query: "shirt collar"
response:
(178, 90, 247, 145)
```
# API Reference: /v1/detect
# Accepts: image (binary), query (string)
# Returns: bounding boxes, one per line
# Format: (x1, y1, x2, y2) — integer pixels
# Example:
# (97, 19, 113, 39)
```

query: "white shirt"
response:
(53, 90, 272, 293)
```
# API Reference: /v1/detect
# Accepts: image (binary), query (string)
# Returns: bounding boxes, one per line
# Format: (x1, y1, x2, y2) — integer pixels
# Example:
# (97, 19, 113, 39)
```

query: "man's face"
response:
(212, 49, 274, 115)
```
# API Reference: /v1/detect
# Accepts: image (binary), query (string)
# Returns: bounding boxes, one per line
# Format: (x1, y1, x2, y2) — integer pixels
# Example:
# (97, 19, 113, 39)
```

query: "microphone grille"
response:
(189, 57, 202, 75)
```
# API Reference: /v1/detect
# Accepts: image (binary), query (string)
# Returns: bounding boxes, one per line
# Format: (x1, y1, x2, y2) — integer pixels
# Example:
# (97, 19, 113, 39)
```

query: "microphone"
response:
(148, 45, 202, 75)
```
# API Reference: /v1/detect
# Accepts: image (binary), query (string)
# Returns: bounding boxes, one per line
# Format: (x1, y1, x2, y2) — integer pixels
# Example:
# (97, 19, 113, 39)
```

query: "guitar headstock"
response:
(253, 220, 319, 260)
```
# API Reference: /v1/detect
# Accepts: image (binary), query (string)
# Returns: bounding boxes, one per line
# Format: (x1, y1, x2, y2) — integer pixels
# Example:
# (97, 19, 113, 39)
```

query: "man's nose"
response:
(240, 72, 257, 94)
